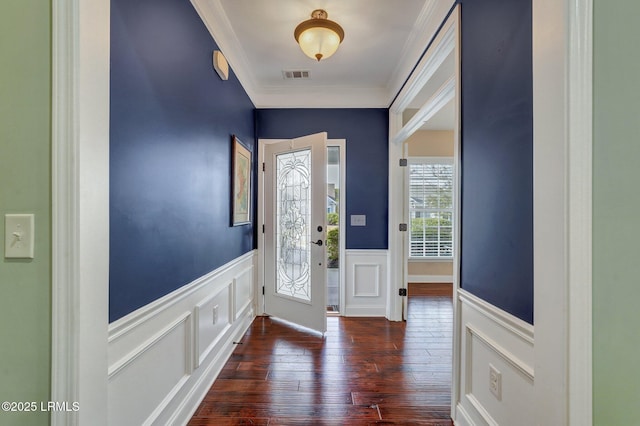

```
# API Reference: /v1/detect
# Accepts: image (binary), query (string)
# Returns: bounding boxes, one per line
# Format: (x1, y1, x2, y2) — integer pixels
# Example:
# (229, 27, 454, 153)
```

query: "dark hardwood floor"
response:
(189, 296, 453, 425)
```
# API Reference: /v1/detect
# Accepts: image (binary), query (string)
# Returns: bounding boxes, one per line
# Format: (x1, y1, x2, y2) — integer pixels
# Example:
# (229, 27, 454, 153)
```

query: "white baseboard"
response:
(107, 251, 256, 425)
(455, 402, 475, 426)
(408, 275, 454, 283)
(343, 305, 387, 317)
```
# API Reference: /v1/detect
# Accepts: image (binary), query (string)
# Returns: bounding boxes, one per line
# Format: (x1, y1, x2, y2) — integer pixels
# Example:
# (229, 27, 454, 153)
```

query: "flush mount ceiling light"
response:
(294, 9, 344, 62)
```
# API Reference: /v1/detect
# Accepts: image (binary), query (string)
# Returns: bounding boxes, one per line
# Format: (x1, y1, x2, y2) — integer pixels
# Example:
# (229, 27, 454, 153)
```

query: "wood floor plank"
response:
(202, 390, 354, 405)
(352, 391, 451, 406)
(187, 418, 270, 425)
(194, 402, 381, 419)
(207, 379, 299, 393)
(188, 296, 453, 425)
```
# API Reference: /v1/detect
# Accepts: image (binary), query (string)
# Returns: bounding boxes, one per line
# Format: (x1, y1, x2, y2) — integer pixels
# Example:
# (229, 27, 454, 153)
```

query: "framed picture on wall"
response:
(232, 135, 251, 226)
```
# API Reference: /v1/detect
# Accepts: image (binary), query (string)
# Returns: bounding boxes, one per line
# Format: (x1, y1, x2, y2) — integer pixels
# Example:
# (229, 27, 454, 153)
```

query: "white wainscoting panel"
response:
(344, 250, 388, 316)
(107, 250, 256, 425)
(195, 283, 233, 368)
(108, 313, 193, 425)
(354, 264, 380, 296)
(456, 289, 535, 426)
(234, 266, 254, 320)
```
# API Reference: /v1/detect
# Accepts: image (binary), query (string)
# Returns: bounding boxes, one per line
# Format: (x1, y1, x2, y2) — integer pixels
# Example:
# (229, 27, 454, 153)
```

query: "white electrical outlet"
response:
(489, 364, 502, 400)
(5, 214, 35, 259)
(212, 305, 219, 325)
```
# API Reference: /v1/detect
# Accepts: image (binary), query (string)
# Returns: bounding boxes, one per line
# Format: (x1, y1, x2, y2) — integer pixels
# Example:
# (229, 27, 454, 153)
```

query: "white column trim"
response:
(450, 8, 462, 419)
(387, 113, 405, 322)
(567, 0, 593, 424)
(533, 0, 593, 424)
(52, 0, 110, 424)
(533, 0, 568, 422)
(51, 1, 80, 424)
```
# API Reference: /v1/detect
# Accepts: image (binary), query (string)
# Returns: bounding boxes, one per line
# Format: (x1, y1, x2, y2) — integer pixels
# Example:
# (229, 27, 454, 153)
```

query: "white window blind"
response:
(408, 158, 453, 258)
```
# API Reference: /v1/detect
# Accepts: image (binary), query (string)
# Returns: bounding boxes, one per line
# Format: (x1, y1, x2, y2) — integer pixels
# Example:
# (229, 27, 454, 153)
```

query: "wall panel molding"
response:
(457, 290, 535, 425)
(108, 313, 193, 425)
(458, 289, 534, 345)
(353, 264, 381, 297)
(234, 266, 254, 320)
(344, 250, 388, 317)
(109, 251, 254, 343)
(194, 283, 233, 368)
(108, 312, 193, 379)
(107, 251, 256, 425)
(465, 324, 534, 383)
(165, 307, 253, 425)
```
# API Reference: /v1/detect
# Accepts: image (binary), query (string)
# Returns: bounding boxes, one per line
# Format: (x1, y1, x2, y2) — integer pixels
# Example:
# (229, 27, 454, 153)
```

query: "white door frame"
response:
(258, 138, 347, 318)
(388, 6, 460, 417)
(387, 1, 593, 425)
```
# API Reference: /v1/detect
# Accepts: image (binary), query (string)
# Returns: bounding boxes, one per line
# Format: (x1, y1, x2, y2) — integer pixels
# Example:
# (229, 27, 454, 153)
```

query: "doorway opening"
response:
(326, 145, 341, 314)
(326, 142, 346, 315)
(388, 5, 459, 420)
(404, 141, 455, 301)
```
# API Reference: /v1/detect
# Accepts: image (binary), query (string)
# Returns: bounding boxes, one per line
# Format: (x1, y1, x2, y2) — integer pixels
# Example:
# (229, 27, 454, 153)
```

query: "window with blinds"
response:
(408, 158, 453, 258)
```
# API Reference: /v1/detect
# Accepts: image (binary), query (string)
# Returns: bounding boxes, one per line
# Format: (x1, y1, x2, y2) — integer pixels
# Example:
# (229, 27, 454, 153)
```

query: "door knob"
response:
(311, 239, 323, 246)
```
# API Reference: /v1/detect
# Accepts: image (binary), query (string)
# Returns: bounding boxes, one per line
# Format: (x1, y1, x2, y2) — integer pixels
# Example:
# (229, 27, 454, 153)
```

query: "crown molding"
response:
(192, 0, 388, 108)
(386, 0, 456, 104)
(192, 0, 454, 108)
(390, 12, 456, 114)
(190, 0, 259, 105)
(252, 86, 390, 109)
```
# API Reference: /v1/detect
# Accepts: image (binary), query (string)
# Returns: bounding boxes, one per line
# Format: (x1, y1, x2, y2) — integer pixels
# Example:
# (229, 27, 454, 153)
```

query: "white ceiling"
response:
(192, 0, 455, 109)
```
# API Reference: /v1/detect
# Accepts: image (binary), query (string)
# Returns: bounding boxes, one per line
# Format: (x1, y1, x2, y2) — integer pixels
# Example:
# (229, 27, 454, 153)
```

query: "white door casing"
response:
(263, 133, 328, 333)
(388, 5, 460, 418)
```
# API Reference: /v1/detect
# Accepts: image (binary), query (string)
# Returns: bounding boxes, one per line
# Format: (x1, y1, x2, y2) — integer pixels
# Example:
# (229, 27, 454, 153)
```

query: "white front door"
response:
(263, 132, 328, 333)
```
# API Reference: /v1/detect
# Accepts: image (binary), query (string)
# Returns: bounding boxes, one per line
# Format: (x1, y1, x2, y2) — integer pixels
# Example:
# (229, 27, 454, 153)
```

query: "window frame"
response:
(406, 156, 454, 261)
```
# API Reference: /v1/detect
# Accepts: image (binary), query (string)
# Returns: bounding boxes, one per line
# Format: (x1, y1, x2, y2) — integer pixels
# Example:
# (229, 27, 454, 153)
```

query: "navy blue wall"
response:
(110, 0, 255, 322)
(460, 0, 533, 323)
(256, 109, 389, 249)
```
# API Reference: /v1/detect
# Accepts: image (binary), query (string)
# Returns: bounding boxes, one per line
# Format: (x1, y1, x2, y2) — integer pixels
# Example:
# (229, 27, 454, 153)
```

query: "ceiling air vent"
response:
(282, 70, 311, 80)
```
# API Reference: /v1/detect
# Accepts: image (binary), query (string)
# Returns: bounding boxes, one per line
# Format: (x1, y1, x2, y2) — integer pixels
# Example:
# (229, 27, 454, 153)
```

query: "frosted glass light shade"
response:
(298, 27, 341, 61)
(294, 10, 344, 61)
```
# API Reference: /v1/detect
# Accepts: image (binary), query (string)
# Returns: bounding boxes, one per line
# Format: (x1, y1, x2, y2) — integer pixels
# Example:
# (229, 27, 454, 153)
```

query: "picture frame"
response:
(231, 135, 251, 226)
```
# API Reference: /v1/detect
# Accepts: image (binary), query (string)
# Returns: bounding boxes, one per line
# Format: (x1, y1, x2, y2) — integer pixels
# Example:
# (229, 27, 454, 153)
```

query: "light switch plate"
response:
(350, 215, 366, 226)
(5, 214, 34, 259)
